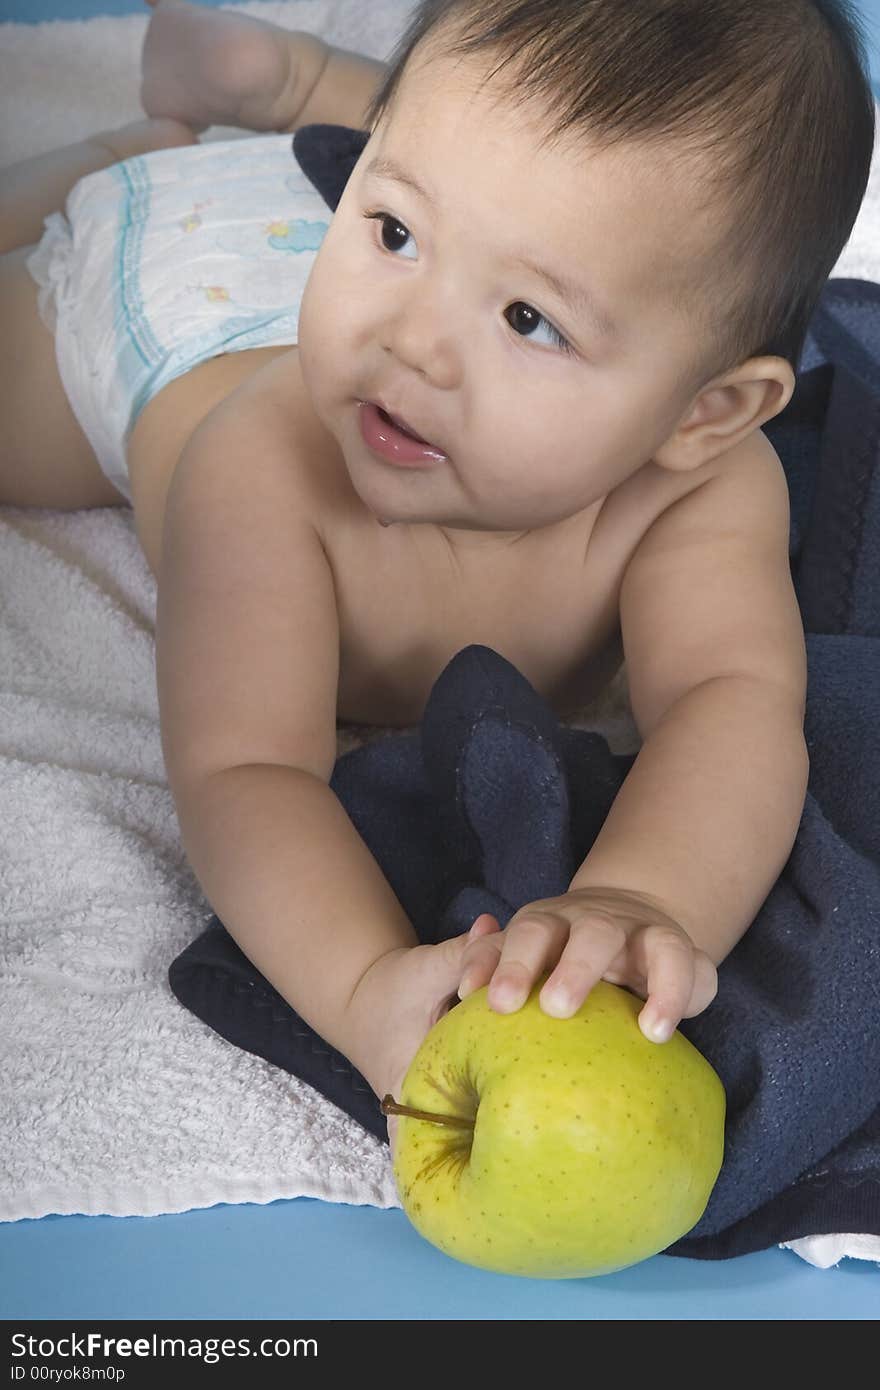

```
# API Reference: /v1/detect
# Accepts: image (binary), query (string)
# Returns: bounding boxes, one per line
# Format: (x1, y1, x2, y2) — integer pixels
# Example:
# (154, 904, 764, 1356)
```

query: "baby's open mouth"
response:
(376, 406, 432, 445)
(358, 400, 448, 464)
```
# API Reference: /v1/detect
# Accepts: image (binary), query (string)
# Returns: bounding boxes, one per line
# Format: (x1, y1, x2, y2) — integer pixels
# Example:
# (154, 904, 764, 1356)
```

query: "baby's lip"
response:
(380, 403, 422, 438)
(373, 400, 441, 451)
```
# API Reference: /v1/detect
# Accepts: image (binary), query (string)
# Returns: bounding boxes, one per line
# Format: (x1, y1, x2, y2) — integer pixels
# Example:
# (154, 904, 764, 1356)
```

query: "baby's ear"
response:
(653, 359, 795, 471)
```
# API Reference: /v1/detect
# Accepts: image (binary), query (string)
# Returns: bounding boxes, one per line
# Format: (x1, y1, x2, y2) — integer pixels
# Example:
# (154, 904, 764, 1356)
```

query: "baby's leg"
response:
(0, 118, 195, 510)
(0, 117, 193, 259)
(142, 0, 387, 136)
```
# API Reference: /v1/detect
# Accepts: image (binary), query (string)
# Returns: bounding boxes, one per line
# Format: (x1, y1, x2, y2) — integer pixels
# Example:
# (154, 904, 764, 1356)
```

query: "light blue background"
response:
(1, 0, 879, 1322)
(3, 1200, 880, 1320)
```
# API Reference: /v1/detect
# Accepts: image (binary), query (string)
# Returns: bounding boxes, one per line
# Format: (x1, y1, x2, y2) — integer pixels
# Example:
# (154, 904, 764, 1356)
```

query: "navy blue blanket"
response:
(169, 126, 880, 1260)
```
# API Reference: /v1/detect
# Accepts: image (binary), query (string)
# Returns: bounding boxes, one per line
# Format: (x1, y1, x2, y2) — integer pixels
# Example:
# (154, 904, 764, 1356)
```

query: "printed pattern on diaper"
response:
(265, 218, 328, 253)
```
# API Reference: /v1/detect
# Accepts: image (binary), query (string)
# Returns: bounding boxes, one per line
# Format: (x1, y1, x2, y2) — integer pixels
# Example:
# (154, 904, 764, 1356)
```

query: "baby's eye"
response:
(361, 218, 573, 356)
(504, 301, 574, 355)
(363, 210, 417, 260)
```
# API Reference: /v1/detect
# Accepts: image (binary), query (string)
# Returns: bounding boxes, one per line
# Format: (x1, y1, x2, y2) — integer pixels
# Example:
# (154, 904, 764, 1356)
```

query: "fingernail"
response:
(541, 986, 574, 1017)
(492, 982, 526, 1012)
(643, 1014, 673, 1044)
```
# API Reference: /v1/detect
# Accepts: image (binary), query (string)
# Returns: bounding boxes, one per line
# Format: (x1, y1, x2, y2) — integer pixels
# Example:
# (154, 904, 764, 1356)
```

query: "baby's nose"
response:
(381, 292, 461, 390)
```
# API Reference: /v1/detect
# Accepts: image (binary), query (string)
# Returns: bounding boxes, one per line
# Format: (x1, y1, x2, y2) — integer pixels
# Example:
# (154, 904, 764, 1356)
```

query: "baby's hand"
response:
(347, 916, 503, 1157)
(458, 888, 718, 1044)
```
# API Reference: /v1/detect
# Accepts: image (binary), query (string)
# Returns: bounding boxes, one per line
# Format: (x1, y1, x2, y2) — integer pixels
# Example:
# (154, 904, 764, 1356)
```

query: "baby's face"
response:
(298, 41, 722, 543)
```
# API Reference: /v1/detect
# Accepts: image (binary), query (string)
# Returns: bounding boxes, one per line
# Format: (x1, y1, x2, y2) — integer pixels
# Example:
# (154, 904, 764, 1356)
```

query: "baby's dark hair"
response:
(364, 0, 876, 381)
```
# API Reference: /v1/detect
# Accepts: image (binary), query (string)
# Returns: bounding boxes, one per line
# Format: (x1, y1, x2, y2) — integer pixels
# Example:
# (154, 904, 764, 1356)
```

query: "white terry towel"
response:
(1, 3, 879, 1273)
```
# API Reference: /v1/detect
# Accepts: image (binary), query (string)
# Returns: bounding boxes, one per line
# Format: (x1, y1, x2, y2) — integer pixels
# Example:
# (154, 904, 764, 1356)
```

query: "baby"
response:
(1, 0, 874, 1151)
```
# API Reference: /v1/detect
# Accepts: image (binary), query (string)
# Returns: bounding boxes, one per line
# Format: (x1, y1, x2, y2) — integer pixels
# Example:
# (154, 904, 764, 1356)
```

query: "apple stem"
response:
(381, 1094, 475, 1131)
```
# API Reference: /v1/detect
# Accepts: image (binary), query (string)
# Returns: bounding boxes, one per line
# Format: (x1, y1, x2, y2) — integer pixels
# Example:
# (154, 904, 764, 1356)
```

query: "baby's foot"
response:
(140, 0, 331, 135)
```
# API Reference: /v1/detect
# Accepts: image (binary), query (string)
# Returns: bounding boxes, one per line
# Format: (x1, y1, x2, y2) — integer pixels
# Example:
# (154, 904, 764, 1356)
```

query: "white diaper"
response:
(26, 134, 332, 502)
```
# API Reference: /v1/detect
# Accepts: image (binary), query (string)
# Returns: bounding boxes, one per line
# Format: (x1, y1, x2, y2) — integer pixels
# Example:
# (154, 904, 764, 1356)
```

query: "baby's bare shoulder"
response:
(620, 430, 803, 736)
(219, 350, 333, 490)
(619, 428, 786, 571)
(159, 349, 344, 785)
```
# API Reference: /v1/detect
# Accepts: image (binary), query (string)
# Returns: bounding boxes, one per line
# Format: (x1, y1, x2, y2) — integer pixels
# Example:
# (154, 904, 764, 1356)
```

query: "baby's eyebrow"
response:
(506, 249, 618, 342)
(364, 154, 618, 343)
(365, 155, 437, 210)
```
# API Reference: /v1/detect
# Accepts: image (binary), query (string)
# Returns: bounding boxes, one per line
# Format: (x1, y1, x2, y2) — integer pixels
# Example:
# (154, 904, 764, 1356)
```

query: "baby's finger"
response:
(681, 948, 719, 1018)
(469, 913, 502, 939)
(457, 918, 505, 999)
(538, 912, 628, 1017)
(637, 929, 696, 1043)
(486, 911, 568, 1013)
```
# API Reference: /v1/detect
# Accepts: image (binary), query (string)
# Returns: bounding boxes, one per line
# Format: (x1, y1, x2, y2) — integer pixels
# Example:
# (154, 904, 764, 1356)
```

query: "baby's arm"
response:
(155, 372, 422, 1097)
(460, 431, 809, 1040)
(577, 431, 809, 962)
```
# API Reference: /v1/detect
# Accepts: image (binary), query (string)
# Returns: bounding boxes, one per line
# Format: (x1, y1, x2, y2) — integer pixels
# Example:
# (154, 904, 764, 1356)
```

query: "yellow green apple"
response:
(382, 976, 725, 1278)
